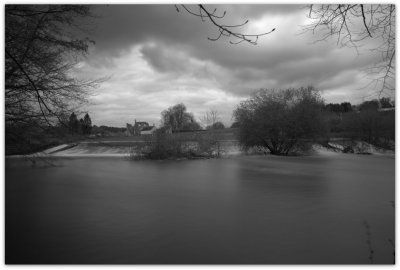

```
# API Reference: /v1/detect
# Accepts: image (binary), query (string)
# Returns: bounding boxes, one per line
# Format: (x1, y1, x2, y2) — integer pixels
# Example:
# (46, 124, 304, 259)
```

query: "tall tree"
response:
(233, 87, 326, 155)
(81, 113, 92, 134)
(68, 113, 80, 134)
(161, 103, 201, 132)
(201, 109, 220, 129)
(5, 5, 100, 151)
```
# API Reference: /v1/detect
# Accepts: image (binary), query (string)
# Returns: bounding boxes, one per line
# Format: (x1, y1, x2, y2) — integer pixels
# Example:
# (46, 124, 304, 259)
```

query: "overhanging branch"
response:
(176, 4, 275, 45)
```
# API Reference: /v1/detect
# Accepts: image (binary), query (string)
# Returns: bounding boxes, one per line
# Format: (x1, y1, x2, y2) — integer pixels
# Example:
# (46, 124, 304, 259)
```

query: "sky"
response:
(70, 4, 393, 127)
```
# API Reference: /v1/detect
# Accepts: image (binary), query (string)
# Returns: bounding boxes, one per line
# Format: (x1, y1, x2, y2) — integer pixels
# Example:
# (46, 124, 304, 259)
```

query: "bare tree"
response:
(5, 5, 101, 154)
(303, 4, 395, 98)
(200, 109, 220, 129)
(175, 4, 275, 45)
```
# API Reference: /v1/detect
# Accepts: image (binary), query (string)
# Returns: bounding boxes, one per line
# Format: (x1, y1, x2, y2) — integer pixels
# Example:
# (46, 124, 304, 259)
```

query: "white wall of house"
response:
(141, 126, 156, 135)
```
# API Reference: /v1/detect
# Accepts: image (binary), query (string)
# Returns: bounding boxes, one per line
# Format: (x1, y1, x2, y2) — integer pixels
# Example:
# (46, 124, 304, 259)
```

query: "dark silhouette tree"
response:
(379, 97, 394, 108)
(68, 113, 80, 134)
(182, 121, 202, 131)
(230, 121, 241, 128)
(161, 103, 201, 132)
(359, 100, 380, 112)
(79, 118, 84, 134)
(5, 5, 101, 153)
(175, 4, 275, 45)
(325, 102, 353, 113)
(208, 122, 225, 130)
(81, 113, 92, 134)
(342, 101, 394, 146)
(340, 102, 353, 113)
(233, 87, 326, 155)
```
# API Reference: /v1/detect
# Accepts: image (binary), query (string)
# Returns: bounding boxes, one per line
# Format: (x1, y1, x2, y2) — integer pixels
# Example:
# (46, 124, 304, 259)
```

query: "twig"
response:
(360, 5, 373, 37)
(176, 4, 275, 45)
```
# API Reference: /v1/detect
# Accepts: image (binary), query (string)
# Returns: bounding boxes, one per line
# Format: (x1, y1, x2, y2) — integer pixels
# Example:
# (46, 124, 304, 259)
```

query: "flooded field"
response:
(5, 154, 395, 264)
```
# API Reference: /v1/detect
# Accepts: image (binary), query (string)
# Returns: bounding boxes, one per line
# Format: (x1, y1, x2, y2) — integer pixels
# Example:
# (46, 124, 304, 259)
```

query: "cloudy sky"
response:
(71, 4, 390, 127)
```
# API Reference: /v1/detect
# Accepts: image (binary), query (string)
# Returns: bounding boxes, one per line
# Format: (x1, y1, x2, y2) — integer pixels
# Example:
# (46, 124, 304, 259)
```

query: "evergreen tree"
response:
(68, 113, 80, 134)
(79, 118, 84, 134)
(82, 113, 92, 134)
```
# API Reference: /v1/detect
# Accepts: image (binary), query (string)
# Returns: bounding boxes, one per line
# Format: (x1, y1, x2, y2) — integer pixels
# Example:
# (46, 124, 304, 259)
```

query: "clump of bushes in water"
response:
(233, 87, 327, 156)
(128, 130, 223, 160)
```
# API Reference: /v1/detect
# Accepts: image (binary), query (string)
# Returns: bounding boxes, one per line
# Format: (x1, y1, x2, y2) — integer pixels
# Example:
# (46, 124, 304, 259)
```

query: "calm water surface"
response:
(6, 154, 395, 264)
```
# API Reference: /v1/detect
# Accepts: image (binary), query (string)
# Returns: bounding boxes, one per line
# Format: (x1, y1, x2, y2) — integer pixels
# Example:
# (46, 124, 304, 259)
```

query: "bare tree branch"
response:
(6, 49, 53, 125)
(360, 5, 373, 37)
(176, 4, 275, 45)
(5, 5, 103, 154)
(303, 4, 395, 97)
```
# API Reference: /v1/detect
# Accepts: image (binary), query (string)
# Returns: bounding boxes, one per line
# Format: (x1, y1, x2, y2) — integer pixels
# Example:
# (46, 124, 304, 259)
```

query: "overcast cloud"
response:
(72, 4, 391, 127)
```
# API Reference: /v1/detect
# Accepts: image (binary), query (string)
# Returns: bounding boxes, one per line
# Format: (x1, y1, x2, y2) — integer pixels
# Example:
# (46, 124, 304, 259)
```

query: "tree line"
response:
(68, 113, 92, 135)
(232, 87, 394, 155)
(159, 103, 225, 133)
(132, 87, 394, 158)
(5, 5, 99, 155)
(324, 97, 394, 114)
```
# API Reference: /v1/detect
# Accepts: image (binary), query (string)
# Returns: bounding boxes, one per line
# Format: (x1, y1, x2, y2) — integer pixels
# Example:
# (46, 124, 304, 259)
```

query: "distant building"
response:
(134, 120, 149, 135)
(125, 119, 155, 135)
(141, 125, 157, 135)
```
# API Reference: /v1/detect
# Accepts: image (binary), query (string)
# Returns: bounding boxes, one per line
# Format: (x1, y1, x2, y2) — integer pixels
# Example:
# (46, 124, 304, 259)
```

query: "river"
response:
(5, 154, 395, 264)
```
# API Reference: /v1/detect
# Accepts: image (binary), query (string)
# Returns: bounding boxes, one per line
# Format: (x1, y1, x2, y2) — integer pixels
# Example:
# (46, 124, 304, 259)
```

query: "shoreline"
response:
(5, 147, 395, 159)
(5, 138, 395, 160)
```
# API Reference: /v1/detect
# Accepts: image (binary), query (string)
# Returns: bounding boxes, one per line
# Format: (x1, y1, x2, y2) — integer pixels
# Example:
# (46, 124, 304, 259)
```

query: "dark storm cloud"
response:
(89, 5, 206, 55)
(89, 4, 302, 58)
(74, 4, 388, 126)
(140, 43, 189, 73)
(87, 4, 379, 77)
(88, 4, 319, 81)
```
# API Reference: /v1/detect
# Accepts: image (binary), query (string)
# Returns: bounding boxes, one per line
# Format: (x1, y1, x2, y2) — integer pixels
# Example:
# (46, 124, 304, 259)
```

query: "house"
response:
(133, 120, 149, 135)
(141, 125, 157, 135)
(125, 120, 154, 135)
